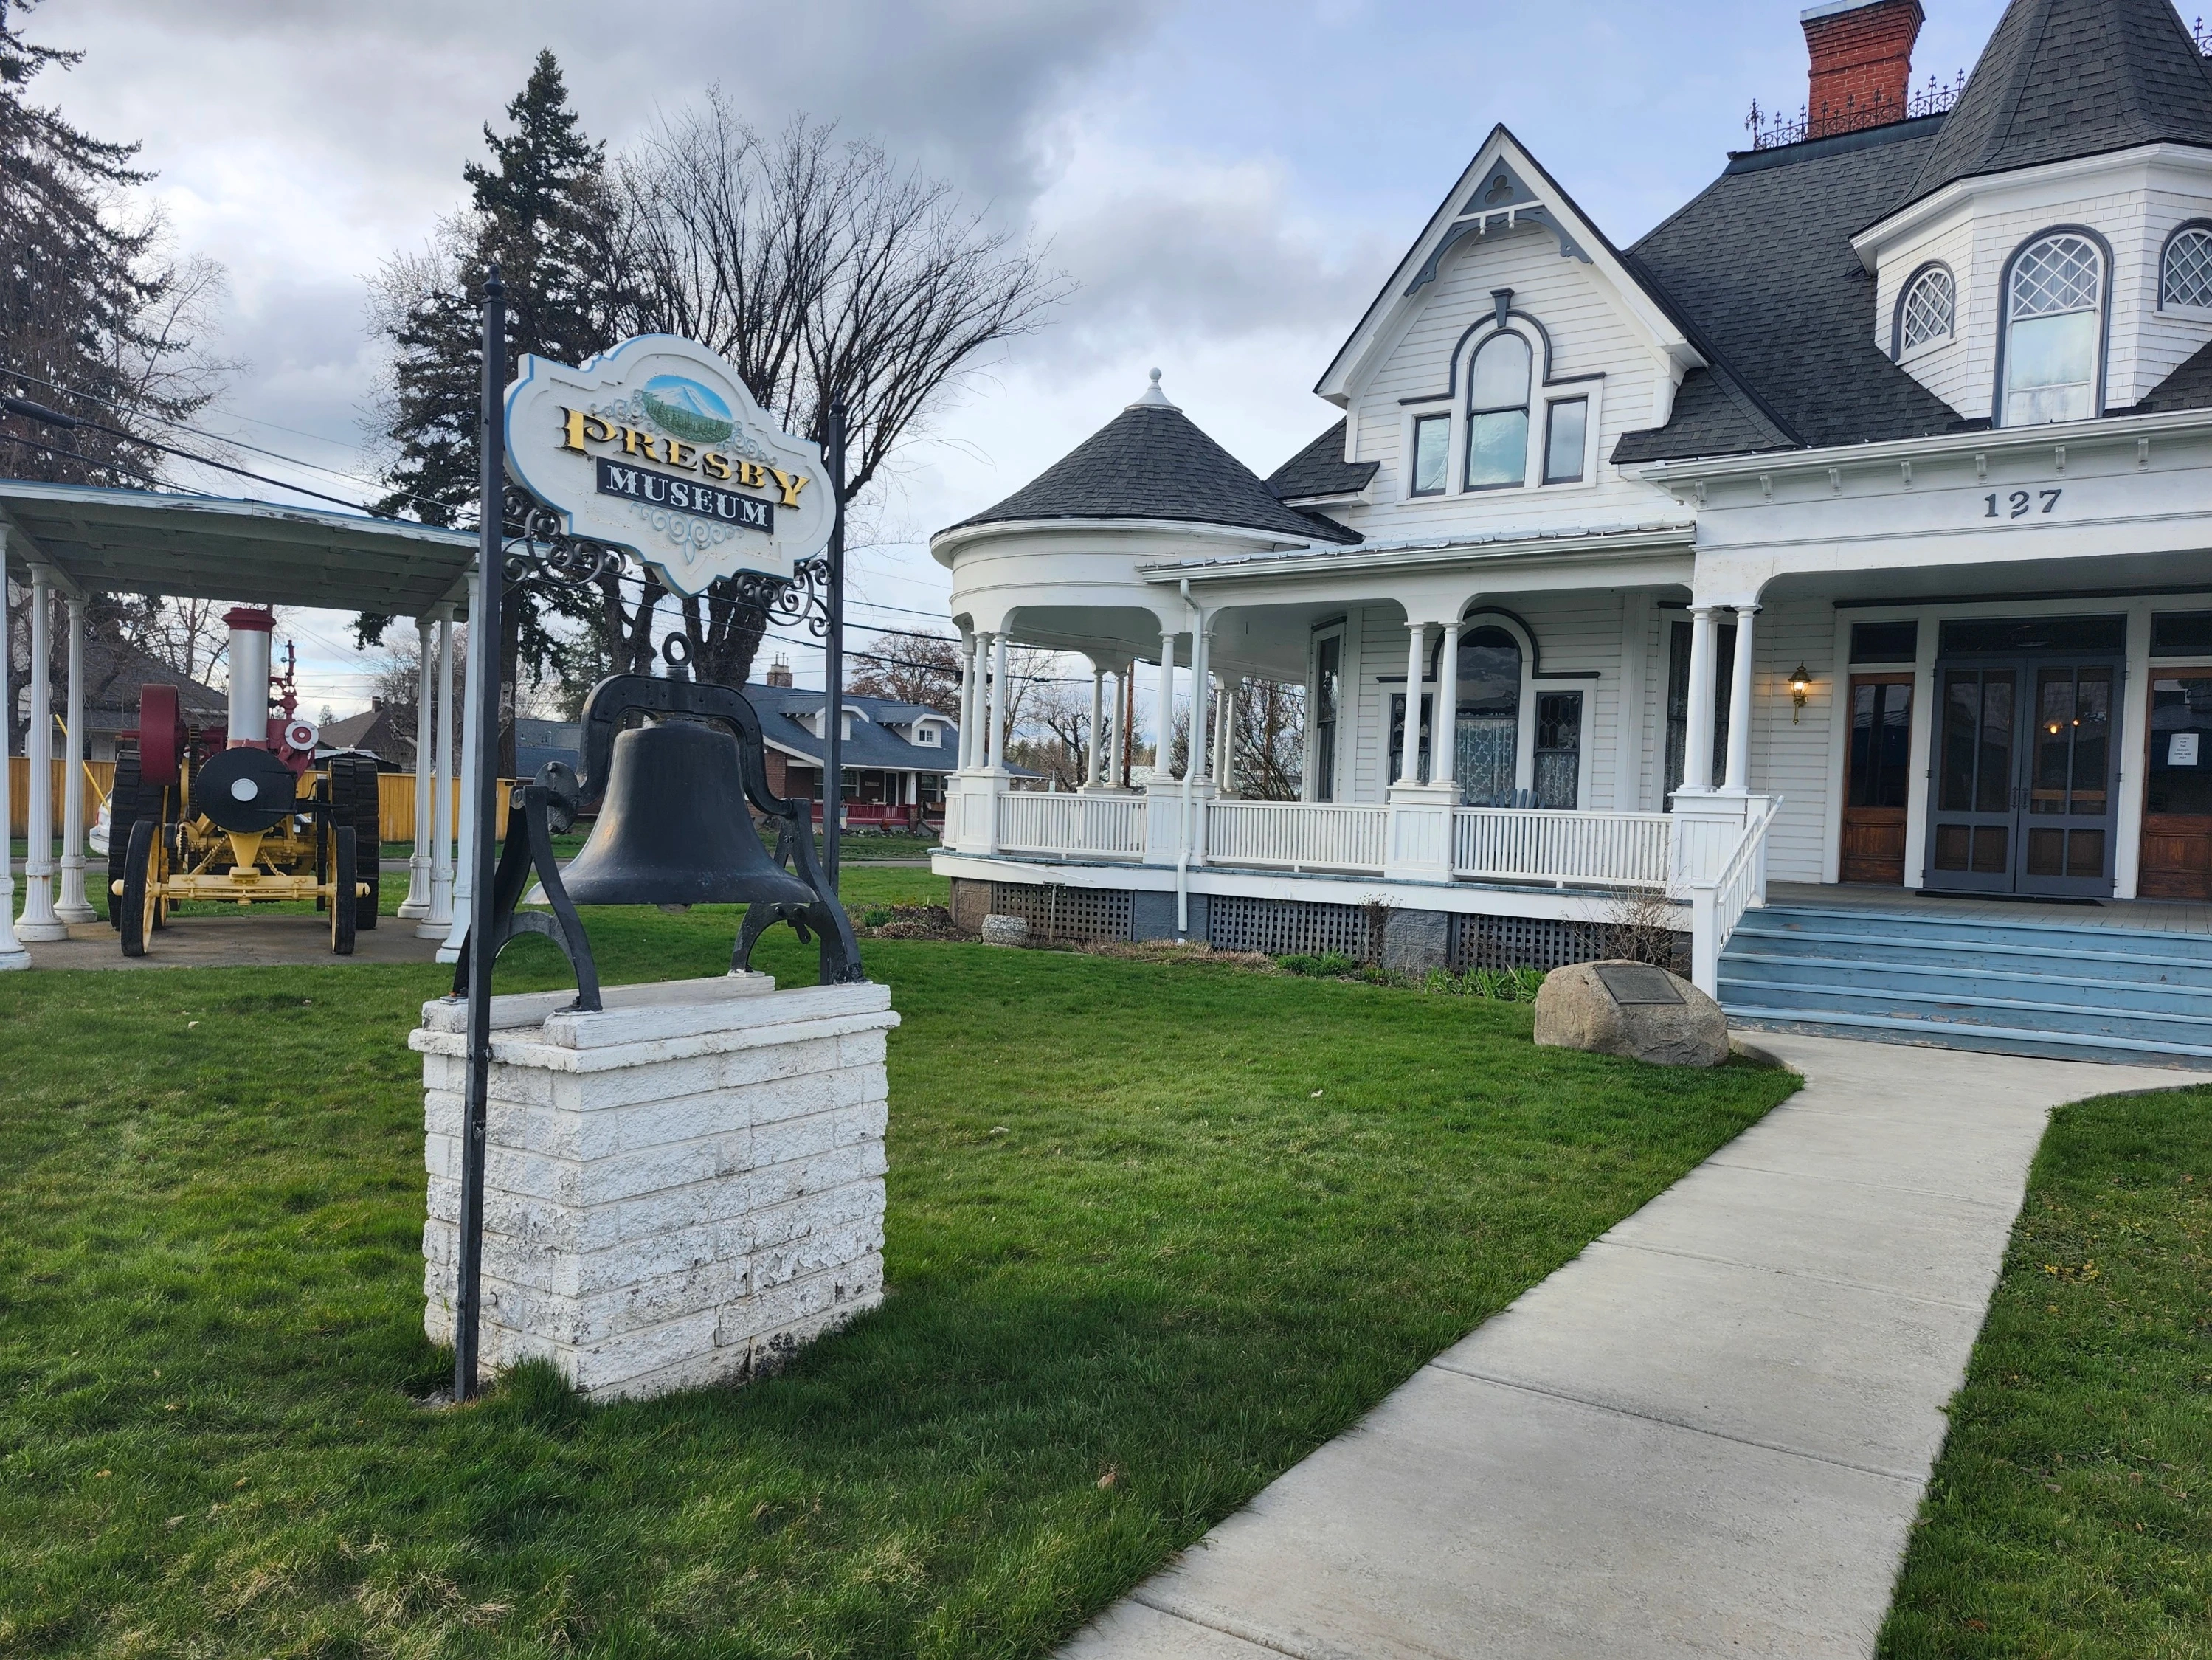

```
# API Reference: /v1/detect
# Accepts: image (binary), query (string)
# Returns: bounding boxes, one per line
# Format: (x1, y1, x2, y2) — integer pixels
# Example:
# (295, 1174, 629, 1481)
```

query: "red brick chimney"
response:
(1802, 0, 1924, 139)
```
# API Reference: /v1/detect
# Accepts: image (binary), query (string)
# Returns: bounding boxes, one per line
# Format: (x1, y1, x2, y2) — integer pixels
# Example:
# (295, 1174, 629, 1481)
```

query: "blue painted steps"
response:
(1719, 904, 2212, 1068)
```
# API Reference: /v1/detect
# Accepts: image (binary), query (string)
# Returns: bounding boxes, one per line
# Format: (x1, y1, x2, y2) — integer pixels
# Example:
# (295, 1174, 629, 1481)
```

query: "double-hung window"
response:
(2002, 233, 2102, 427)
(1464, 333, 1531, 489)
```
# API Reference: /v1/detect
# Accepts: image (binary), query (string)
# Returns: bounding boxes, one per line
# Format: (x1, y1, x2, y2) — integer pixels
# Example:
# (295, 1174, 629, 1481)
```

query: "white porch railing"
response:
(1206, 800, 1389, 873)
(1451, 807, 1673, 888)
(1686, 795, 1781, 997)
(994, 791, 1147, 861)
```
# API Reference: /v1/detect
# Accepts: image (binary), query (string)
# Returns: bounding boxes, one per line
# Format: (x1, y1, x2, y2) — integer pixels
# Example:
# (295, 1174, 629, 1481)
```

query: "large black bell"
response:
(558, 720, 819, 910)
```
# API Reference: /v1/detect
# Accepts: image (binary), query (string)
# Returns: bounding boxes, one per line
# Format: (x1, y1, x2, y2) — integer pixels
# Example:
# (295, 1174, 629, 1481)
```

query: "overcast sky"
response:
(21, 0, 2014, 712)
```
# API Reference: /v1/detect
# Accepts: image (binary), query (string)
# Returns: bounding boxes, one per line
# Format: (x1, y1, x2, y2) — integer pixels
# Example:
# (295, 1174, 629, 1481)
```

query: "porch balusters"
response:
(1724, 604, 1758, 792)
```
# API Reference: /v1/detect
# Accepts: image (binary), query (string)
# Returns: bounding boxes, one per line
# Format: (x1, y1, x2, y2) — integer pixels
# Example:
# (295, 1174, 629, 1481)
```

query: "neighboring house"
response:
(77, 642, 225, 763)
(930, 0, 2212, 1056)
(319, 701, 413, 770)
(743, 679, 964, 829)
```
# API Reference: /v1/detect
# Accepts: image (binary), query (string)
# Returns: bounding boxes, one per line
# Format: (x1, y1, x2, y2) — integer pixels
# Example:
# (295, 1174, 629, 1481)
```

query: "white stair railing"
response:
(1451, 807, 1673, 888)
(1687, 795, 1781, 997)
(1206, 800, 1389, 873)
(994, 791, 1147, 861)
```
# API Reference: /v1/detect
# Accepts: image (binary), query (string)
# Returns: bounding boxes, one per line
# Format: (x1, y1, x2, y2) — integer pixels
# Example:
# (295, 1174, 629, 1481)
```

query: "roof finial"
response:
(1130, 366, 1178, 410)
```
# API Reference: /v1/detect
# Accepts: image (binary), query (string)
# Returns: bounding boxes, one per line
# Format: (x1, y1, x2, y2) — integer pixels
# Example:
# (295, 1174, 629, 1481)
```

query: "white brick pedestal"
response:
(411, 975, 898, 1401)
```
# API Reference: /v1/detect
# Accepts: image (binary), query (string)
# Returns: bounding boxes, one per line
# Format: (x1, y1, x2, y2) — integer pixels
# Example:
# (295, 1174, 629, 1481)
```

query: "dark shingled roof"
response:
(1614, 118, 1961, 463)
(951, 398, 1361, 545)
(1903, 0, 2212, 210)
(2132, 337, 2212, 410)
(1265, 419, 1380, 501)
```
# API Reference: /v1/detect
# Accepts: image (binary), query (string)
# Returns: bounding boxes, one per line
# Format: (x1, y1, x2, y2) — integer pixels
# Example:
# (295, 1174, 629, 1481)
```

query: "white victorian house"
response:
(931, 0, 2212, 1066)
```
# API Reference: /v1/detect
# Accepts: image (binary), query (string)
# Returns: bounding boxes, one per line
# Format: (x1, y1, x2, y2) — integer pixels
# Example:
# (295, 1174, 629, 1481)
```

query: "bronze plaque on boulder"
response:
(1594, 961, 1685, 1006)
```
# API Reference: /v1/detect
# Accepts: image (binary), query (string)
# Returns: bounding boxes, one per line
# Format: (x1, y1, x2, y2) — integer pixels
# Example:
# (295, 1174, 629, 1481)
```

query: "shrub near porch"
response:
(0, 913, 1796, 1656)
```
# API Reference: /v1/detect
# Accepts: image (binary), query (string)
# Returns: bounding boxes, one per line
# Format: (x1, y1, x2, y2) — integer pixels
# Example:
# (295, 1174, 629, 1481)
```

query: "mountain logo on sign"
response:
(639, 374, 735, 445)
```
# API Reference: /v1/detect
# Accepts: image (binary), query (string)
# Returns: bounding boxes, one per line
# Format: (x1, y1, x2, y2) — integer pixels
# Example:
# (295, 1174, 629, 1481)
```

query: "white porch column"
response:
(1086, 666, 1105, 787)
(1680, 604, 1718, 797)
(1722, 604, 1758, 792)
(1214, 677, 1235, 795)
(1104, 669, 1123, 789)
(55, 596, 91, 922)
(17, 571, 63, 940)
(956, 632, 978, 770)
(427, 606, 462, 945)
(0, 529, 28, 967)
(1431, 620, 1462, 793)
(398, 618, 436, 918)
(1397, 620, 1428, 784)
(1150, 629, 1176, 782)
(986, 632, 1009, 774)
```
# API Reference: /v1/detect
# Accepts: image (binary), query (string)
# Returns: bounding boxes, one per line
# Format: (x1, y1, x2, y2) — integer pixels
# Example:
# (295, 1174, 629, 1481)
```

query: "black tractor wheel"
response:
(119, 818, 159, 958)
(329, 826, 357, 956)
(106, 747, 141, 929)
(327, 755, 381, 930)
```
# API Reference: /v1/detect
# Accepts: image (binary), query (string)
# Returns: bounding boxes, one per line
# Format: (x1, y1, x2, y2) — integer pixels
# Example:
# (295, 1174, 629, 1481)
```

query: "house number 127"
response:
(1985, 488, 2061, 518)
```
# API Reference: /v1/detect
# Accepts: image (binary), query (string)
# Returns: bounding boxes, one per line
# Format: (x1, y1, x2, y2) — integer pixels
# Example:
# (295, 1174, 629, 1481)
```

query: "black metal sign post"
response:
(821, 402, 846, 890)
(454, 265, 507, 1404)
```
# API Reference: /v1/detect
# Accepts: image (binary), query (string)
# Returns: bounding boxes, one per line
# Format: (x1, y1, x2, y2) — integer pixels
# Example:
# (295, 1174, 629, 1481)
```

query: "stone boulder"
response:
(981, 913, 1031, 947)
(1533, 959, 1728, 1068)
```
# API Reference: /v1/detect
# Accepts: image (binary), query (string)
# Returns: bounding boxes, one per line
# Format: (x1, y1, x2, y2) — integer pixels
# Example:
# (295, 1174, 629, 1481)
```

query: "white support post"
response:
(438, 593, 480, 962)
(425, 607, 459, 943)
(1681, 604, 1718, 797)
(1432, 620, 1462, 794)
(1104, 669, 1123, 789)
(956, 633, 977, 771)
(399, 618, 436, 919)
(1214, 676, 1235, 796)
(1151, 629, 1176, 783)
(986, 632, 1009, 775)
(1723, 604, 1757, 792)
(0, 530, 29, 967)
(1086, 666, 1105, 787)
(55, 596, 91, 922)
(1397, 620, 1428, 785)
(17, 570, 62, 941)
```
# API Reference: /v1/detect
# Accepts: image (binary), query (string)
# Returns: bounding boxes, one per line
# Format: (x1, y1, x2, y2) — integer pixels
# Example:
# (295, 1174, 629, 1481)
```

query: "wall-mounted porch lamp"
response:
(1789, 664, 1811, 723)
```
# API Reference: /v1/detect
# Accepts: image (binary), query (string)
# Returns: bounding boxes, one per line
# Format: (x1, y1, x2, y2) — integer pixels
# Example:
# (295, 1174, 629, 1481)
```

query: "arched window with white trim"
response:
(1464, 332, 1531, 489)
(2162, 223, 2212, 309)
(2000, 232, 2104, 427)
(1896, 263, 1954, 356)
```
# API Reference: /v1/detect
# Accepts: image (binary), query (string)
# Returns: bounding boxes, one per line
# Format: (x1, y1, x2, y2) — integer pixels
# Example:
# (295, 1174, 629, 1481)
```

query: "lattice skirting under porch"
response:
(1206, 896, 1373, 958)
(986, 881, 1133, 943)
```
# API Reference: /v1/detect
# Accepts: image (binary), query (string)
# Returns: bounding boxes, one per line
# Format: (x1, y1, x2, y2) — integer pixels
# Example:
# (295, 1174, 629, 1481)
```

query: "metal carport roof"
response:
(0, 479, 478, 615)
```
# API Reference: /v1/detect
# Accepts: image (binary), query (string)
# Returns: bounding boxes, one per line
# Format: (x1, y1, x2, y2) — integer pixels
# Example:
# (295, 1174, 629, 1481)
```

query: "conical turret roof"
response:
(947, 372, 1360, 546)
(1903, 0, 2212, 207)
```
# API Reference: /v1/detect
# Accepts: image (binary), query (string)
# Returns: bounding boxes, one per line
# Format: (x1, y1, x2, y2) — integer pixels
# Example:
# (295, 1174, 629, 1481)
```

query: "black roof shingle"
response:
(1265, 419, 1380, 501)
(950, 384, 1360, 545)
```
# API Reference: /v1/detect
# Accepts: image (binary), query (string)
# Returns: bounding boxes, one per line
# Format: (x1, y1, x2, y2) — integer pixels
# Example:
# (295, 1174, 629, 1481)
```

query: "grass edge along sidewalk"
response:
(1878, 1083, 2212, 1659)
(0, 916, 1796, 1657)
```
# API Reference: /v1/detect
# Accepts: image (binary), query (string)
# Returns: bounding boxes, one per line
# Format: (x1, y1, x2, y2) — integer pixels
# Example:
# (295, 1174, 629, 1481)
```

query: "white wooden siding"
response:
(1747, 597, 1834, 884)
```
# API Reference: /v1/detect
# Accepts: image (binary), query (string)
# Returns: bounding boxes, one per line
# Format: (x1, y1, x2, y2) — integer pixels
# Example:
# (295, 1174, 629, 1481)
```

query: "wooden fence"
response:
(9, 758, 508, 843)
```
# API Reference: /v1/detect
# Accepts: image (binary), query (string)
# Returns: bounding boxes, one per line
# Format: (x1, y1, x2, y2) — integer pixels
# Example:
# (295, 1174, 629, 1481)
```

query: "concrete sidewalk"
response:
(1063, 1034, 2182, 1660)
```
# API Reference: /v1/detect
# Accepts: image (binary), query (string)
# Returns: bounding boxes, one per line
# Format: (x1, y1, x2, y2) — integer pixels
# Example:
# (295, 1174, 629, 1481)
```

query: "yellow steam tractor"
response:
(108, 607, 381, 956)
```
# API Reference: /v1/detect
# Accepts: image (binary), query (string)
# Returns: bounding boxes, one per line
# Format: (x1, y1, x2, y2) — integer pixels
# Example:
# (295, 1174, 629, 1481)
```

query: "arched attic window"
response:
(1464, 332, 1532, 490)
(2161, 223, 2212, 310)
(2000, 232, 2104, 428)
(1895, 263, 1954, 356)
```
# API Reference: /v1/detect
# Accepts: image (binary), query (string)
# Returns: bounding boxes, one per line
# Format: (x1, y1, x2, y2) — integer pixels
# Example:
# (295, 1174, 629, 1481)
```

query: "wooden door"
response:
(1841, 674, 1913, 885)
(2140, 671, 2212, 899)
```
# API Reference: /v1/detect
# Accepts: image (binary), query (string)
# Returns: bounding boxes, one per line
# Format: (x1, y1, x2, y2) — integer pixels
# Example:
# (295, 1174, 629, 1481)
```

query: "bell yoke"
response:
(460, 671, 863, 1012)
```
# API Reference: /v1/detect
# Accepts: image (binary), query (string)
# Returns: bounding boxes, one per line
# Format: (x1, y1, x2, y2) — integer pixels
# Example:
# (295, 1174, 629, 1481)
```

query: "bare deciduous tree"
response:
(1230, 677, 1305, 800)
(846, 629, 962, 715)
(614, 103, 1071, 688)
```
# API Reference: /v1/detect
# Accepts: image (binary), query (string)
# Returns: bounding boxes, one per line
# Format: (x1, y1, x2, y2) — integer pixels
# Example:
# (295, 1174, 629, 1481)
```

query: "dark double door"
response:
(1927, 656, 2121, 898)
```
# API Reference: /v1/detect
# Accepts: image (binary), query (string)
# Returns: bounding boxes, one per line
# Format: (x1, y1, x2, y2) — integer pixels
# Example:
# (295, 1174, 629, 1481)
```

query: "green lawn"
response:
(1879, 1086, 2212, 1659)
(0, 912, 1796, 1656)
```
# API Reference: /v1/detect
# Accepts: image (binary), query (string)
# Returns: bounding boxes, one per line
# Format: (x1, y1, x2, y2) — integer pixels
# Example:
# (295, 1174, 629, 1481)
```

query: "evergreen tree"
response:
(367, 50, 629, 761)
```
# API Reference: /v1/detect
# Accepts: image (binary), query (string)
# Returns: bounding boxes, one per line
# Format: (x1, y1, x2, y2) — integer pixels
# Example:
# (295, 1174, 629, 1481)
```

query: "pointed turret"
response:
(1903, 0, 2212, 207)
